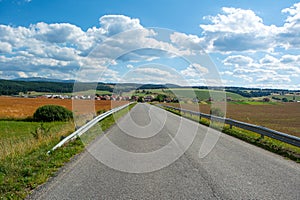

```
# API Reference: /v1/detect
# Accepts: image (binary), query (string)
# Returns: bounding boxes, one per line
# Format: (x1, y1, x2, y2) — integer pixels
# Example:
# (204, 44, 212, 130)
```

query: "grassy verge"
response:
(0, 103, 136, 199)
(163, 106, 300, 163)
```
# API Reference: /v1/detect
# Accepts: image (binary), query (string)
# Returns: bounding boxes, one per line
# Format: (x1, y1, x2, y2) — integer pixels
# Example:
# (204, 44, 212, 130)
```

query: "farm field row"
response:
(0, 96, 127, 119)
(163, 102, 300, 137)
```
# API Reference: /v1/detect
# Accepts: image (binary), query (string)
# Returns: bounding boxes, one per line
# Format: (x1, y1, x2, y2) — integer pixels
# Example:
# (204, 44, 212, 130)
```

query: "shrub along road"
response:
(28, 103, 300, 199)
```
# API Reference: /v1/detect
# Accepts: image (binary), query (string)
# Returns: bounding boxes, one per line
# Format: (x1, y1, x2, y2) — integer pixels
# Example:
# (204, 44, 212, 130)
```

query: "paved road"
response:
(29, 103, 300, 199)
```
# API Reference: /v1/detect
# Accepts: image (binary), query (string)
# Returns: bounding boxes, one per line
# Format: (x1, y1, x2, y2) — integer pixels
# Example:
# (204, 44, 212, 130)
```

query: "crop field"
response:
(0, 96, 128, 119)
(164, 102, 300, 137)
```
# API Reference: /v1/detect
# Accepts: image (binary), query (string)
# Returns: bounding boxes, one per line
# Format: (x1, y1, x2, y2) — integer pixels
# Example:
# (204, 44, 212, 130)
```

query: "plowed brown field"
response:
(165, 102, 300, 137)
(0, 96, 128, 119)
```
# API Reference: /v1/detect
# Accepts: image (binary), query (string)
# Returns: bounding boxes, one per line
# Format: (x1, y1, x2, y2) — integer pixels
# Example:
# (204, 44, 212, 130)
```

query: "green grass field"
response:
(146, 88, 247, 101)
(0, 121, 69, 140)
(122, 88, 247, 102)
(0, 103, 136, 199)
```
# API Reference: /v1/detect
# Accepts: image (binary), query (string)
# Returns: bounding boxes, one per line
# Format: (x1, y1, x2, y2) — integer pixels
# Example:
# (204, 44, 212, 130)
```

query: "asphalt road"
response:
(29, 103, 300, 200)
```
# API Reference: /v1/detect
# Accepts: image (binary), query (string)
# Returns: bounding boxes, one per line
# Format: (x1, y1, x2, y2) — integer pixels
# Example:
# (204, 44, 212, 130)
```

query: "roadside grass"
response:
(0, 103, 136, 200)
(163, 106, 300, 163)
(0, 121, 74, 160)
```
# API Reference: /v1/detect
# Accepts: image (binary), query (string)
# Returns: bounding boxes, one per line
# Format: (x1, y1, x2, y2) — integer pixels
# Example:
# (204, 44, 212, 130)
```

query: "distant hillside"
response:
(0, 79, 180, 95)
(14, 77, 75, 83)
(0, 79, 113, 95)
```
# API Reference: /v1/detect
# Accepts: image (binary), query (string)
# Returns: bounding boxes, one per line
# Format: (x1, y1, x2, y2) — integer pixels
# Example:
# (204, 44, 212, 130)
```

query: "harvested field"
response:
(164, 102, 300, 137)
(0, 96, 128, 119)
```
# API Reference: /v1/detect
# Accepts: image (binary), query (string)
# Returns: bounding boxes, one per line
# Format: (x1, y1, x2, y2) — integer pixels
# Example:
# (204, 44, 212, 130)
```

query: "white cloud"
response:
(278, 3, 300, 49)
(133, 67, 175, 78)
(223, 55, 254, 67)
(221, 53, 299, 86)
(31, 22, 93, 51)
(0, 42, 12, 53)
(17, 71, 28, 78)
(126, 64, 134, 69)
(201, 7, 271, 35)
(170, 32, 204, 55)
(199, 3, 300, 53)
(98, 15, 144, 36)
(259, 55, 278, 64)
(181, 63, 209, 77)
(256, 74, 291, 83)
(280, 54, 300, 63)
(199, 7, 278, 52)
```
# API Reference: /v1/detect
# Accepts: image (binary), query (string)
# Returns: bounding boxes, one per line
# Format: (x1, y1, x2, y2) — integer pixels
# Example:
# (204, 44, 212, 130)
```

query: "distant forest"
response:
(0, 79, 113, 95)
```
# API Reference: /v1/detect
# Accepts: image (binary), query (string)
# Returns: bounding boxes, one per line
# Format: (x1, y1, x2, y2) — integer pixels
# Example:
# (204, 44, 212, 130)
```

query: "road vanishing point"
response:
(29, 103, 300, 200)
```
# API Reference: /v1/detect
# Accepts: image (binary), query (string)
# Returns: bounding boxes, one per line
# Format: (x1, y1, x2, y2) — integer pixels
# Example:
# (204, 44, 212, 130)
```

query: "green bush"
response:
(137, 96, 144, 102)
(210, 107, 225, 117)
(33, 105, 73, 122)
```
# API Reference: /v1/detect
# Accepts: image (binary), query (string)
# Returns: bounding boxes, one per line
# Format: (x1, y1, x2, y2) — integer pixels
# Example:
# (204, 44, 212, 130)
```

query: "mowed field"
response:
(165, 102, 300, 137)
(0, 96, 128, 119)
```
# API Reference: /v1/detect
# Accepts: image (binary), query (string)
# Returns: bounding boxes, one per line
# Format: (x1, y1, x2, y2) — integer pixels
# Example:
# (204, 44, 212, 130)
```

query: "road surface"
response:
(28, 103, 300, 199)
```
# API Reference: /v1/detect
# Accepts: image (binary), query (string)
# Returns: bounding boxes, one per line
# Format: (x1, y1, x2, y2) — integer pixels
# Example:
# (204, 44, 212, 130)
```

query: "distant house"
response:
(226, 97, 233, 101)
(131, 96, 139, 101)
(123, 96, 130, 101)
(144, 95, 154, 102)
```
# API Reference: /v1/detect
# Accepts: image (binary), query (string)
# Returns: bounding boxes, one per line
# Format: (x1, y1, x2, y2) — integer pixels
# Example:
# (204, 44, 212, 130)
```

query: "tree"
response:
(137, 96, 144, 102)
(263, 97, 270, 102)
(156, 94, 166, 102)
(282, 97, 288, 102)
(33, 105, 73, 122)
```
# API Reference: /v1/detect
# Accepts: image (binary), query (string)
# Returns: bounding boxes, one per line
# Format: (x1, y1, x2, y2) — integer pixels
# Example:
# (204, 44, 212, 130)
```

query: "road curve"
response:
(28, 103, 300, 200)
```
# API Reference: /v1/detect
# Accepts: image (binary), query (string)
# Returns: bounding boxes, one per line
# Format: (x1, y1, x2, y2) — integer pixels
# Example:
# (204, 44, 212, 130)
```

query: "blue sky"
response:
(0, 0, 300, 89)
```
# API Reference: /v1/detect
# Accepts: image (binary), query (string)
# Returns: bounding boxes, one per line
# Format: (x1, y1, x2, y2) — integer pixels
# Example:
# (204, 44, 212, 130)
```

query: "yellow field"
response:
(0, 96, 127, 118)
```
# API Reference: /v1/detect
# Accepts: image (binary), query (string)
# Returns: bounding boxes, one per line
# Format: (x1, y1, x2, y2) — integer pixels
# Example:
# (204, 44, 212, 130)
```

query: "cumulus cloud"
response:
(0, 15, 182, 81)
(32, 22, 93, 51)
(170, 32, 204, 55)
(126, 64, 134, 69)
(98, 15, 144, 36)
(199, 7, 278, 52)
(279, 2, 300, 49)
(181, 63, 208, 77)
(223, 55, 254, 67)
(0, 42, 12, 53)
(222, 53, 300, 85)
(199, 3, 300, 53)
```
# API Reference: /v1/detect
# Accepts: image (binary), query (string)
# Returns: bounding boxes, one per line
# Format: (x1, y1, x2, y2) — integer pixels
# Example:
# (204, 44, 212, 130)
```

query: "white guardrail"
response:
(47, 102, 134, 154)
(161, 105, 300, 148)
